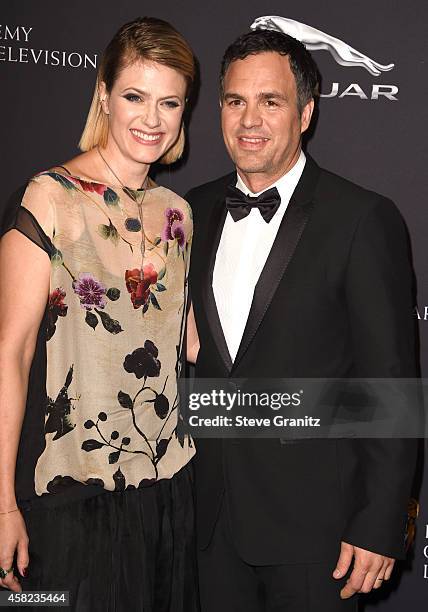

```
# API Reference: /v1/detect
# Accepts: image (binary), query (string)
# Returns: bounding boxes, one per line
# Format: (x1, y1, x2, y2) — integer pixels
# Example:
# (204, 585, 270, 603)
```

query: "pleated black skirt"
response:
(18, 463, 199, 612)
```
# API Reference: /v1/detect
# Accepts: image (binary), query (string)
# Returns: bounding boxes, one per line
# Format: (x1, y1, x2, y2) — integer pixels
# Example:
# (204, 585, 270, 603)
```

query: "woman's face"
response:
(100, 60, 187, 165)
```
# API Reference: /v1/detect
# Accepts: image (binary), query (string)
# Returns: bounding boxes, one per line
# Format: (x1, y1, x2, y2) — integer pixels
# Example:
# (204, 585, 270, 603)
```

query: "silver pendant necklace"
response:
(97, 146, 148, 270)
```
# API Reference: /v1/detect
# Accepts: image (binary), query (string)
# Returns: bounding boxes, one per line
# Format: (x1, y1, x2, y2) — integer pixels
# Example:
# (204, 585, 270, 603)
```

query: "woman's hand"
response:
(0, 510, 29, 591)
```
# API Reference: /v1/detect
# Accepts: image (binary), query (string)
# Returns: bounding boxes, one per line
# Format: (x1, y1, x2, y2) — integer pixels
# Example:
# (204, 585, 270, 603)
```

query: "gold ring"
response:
(0, 566, 14, 579)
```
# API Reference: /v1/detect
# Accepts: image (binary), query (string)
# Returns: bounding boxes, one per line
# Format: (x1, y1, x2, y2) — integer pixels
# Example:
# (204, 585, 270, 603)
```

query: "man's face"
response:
(221, 52, 313, 188)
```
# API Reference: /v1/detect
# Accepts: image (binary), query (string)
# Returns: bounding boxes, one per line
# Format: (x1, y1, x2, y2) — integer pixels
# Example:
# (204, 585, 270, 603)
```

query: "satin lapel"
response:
(201, 181, 234, 373)
(232, 157, 320, 370)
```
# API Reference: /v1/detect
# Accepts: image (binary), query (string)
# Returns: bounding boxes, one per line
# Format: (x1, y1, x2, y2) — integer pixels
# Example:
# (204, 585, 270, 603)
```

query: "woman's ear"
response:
(99, 82, 110, 115)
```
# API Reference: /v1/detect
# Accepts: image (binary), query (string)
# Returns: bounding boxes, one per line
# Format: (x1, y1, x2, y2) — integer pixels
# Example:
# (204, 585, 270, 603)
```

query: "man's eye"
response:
(124, 94, 141, 103)
(229, 99, 243, 107)
(265, 100, 278, 107)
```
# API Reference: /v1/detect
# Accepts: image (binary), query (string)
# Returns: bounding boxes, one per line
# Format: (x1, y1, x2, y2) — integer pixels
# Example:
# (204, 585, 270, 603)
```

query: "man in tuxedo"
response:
(186, 29, 417, 611)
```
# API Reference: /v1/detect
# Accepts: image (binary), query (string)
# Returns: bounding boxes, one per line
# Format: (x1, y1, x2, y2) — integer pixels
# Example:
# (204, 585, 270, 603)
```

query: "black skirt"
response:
(17, 463, 199, 612)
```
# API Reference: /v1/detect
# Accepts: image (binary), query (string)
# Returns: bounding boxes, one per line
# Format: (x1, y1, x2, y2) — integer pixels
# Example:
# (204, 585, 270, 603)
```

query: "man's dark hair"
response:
(220, 29, 320, 114)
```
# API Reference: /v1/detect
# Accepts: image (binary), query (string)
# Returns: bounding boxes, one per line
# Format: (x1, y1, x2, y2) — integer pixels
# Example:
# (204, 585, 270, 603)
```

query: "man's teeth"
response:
(131, 129, 161, 141)
(240, 137, 267, 143)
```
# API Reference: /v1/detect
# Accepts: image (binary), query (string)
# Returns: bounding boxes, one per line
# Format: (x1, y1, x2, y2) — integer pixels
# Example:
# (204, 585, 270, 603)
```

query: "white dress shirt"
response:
(212, 151, 306, 362)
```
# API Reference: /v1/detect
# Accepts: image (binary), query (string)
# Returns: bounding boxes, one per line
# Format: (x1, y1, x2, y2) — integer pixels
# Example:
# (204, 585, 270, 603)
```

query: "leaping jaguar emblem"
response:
(251, 16, 394, 77)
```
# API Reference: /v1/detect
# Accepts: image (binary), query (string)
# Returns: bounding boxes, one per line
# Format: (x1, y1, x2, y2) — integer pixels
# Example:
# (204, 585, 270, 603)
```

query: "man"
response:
(186, 29, 417, 611)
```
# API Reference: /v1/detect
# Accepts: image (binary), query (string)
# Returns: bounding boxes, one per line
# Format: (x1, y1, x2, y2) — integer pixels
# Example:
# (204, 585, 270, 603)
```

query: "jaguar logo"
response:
(251, 16, 394, 77)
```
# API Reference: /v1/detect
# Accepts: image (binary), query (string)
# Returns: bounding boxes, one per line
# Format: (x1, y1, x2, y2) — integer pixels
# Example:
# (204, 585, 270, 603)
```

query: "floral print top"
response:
(4, 169, 194, 504)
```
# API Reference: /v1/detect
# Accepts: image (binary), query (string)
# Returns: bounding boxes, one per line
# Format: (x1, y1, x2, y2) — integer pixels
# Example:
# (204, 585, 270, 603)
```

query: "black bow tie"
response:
(225, 185, 281, 223)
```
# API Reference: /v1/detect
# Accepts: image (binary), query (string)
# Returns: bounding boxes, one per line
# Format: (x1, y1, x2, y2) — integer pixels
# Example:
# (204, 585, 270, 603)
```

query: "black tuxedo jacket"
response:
(186, 156, 418, 565)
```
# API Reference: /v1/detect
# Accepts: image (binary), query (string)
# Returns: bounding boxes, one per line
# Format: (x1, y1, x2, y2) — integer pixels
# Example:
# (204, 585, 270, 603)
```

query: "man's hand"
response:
(333, 541, 395, 599)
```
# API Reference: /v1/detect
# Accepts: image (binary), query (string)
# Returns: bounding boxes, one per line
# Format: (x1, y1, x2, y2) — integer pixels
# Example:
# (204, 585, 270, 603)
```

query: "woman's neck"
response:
(96, 143, 150, 189)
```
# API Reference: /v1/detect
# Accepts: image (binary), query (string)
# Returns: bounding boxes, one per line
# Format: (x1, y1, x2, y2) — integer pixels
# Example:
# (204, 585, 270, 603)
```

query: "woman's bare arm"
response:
(186, 302, 200, 364)
(0, 229, 50, 588)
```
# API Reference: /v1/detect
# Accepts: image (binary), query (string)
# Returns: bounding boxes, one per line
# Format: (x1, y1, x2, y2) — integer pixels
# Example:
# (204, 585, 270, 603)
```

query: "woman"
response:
(0, 16, 198, 611)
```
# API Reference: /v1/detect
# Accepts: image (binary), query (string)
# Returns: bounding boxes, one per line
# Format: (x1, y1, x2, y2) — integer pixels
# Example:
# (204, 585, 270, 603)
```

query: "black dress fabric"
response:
(2, 203, 55, 256)
(17, 464, 199, 612)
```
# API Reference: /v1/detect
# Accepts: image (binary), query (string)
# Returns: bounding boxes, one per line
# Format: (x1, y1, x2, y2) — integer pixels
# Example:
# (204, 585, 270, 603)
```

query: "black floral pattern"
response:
(124, 341, 161, 378)
(80, 340, 183, 481)
(45, 366, 77, 440)
(46, 475, 80, 493)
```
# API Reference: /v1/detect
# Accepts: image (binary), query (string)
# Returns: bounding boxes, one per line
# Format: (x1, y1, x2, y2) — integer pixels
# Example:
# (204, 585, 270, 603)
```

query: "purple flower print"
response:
(170, 221, 185, 249)
(73, 273, 107, 310)
(162, 208, 184, 241)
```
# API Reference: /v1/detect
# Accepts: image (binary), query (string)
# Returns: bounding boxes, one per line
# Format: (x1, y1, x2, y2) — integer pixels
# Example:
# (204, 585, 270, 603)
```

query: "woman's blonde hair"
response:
(79, 17, 195, 164)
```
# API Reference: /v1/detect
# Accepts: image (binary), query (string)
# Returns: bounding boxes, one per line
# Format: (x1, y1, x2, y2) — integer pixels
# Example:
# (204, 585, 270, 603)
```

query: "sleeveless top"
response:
(2, 169, 194, 508)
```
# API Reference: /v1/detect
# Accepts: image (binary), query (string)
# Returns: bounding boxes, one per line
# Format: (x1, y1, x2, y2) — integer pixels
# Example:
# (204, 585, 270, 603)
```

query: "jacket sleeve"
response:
(341, 196, 420, 559)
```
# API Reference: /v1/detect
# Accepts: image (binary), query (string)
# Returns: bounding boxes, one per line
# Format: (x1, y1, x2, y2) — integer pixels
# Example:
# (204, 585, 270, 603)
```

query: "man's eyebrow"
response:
(223, 92, 246, 101)
(258, 91, 288, 101)
(223, 91, 288, 102)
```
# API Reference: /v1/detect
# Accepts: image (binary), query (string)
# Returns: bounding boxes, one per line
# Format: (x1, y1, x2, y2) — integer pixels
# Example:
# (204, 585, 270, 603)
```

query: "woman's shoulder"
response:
(25, 166, 76, 198)
(152, 185, 193, 220)
(28, 150, 98, 196)
(3, 169, 65, 243)
(20, 165, 81, 233)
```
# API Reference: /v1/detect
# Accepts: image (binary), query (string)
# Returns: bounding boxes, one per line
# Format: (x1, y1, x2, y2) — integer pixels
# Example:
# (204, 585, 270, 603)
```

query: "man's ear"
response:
(99, 81, 110, 115)
(300, 98, 314, 134)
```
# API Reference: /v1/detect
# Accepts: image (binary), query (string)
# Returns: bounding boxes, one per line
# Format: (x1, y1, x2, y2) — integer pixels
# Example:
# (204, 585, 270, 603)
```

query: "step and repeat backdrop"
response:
(1, 0, 427, 608)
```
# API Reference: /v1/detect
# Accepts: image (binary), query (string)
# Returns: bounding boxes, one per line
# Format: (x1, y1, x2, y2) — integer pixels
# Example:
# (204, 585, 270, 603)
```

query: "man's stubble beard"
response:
(234, 154, 275, 176)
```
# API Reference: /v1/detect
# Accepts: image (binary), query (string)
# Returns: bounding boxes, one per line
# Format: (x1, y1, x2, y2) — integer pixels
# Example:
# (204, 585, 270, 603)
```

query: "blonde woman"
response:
(0, 17, 199, 611)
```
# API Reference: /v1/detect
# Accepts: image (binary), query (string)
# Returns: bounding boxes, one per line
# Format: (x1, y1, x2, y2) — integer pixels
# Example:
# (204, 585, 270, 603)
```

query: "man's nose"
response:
(240, 103, 262, 129)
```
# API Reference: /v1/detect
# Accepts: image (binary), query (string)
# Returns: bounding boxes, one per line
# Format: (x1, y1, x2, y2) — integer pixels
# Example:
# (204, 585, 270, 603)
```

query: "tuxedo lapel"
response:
(201, 176, 235, 373)
(232, 156, 320, 370)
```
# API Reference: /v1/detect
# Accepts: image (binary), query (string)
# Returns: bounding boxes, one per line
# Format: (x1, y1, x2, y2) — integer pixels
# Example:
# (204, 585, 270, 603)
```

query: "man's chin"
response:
(231, 150, 271, 171)
(231, 155, 267, 173)
(235, 164, 270, 175)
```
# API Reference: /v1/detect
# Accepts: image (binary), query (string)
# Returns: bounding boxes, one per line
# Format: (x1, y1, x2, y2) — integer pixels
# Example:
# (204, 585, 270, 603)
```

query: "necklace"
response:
(97, 146, 148, 272)
(97, 146, 148, 190)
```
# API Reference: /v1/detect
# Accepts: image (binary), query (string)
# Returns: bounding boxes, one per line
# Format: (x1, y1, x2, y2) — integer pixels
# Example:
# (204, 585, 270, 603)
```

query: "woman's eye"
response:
(163, 100, 180, 109)
(124, 94, 141, 103)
